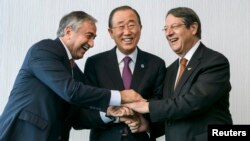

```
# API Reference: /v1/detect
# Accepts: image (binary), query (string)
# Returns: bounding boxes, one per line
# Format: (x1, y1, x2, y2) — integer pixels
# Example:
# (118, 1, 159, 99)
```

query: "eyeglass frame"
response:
(162, 23, 186, 32)
(110, 22, 140, 31)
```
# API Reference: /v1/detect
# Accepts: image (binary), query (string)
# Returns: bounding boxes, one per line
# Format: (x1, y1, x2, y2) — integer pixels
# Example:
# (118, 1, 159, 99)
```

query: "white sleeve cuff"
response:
(109, 90, 121, 106)
(100, 111, 113, 123)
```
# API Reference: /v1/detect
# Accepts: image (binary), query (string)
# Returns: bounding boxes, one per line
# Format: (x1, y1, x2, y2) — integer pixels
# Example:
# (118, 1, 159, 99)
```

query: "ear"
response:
(190, 22, 198, 35)
(108, 28, 115, 39)
(64, 26, 72, 39)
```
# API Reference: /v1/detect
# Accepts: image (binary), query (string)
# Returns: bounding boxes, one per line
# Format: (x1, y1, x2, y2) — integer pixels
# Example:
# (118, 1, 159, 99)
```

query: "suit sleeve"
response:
(71, 108, 106, 129)
(147, 59, 166, 139)
(28, 44, 111, 111)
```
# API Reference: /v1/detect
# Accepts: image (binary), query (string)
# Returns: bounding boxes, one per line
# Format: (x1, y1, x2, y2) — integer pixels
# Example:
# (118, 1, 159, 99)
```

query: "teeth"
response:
(82, 45, 89, 51)
(169, 38, 178, 43)
(123, 37, 133, 43)
(124, 39, 132, 42)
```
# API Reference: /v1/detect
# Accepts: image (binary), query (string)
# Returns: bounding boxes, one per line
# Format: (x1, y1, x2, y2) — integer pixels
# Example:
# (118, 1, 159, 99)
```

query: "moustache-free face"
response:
(82, 44, 90, 51)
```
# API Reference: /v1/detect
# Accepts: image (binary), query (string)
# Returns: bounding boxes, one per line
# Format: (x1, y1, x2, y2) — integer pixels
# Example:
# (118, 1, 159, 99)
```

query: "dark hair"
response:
(57, 11, 97, 37)
(167, 7, 201, 39)
(108, 5, 141, 28)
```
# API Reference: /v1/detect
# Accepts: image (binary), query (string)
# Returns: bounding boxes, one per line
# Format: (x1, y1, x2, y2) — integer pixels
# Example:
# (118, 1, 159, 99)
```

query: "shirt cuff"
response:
(100, 111, 113, 123)
(109, 90, 121, 106)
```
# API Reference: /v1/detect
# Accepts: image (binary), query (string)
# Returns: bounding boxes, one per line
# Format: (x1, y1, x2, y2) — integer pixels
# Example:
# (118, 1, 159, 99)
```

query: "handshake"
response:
(106, 90, 150, 133)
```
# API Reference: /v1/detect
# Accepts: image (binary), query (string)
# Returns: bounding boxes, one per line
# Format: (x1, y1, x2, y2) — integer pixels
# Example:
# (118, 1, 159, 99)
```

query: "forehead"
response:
(112, 9, 138, 24)
(165, 14, 183, 25)
(78, 20, 96, 34)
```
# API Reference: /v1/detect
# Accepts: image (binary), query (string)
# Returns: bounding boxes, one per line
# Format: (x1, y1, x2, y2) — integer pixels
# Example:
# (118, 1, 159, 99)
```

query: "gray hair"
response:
(57, 11, 97, 37)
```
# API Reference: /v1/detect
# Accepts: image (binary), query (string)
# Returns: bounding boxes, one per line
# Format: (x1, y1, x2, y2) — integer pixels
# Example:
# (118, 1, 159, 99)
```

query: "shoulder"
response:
(28, 38, 65, 58)
(86, 49, 114, 63)
(138, 49, 165, 65)
(200, 45, 229, 64)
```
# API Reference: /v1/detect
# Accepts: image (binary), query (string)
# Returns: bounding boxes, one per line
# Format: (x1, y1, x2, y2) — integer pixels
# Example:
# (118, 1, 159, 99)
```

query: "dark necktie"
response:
(69, 59, 75, 76)
(70, 59, 75, 69)
(175, 58, 188, 89)
(122, 56, 132, 89)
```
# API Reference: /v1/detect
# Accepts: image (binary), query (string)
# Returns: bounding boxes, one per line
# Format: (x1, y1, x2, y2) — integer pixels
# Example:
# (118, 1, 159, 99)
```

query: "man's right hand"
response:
(120, 90, 146, 104)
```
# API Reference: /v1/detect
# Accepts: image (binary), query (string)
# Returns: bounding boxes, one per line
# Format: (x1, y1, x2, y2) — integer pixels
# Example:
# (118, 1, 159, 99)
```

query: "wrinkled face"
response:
(64, 20, 96, 59)
(164, 14, 198, 57)
(108, 9, 142, 55)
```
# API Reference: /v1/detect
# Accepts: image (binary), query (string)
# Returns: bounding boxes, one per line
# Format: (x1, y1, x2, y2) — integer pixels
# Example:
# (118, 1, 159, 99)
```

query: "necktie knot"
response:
(70, 59, 75, 69)
(123, 56, 132, 66)
(180, 58, 188, 66)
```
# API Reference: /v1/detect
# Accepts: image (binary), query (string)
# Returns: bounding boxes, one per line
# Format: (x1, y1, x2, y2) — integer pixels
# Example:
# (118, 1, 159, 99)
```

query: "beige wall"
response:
(1, 0, 249, 141)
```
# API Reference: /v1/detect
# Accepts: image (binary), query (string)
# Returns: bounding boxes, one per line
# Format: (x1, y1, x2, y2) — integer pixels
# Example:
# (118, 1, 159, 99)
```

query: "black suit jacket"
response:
(77, 47, 166, 141)
(0, 38, 112, 141)
(149, 43, 232, 141)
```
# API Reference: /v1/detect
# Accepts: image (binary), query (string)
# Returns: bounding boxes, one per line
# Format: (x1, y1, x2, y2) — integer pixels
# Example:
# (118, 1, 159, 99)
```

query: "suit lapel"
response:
(54, 38, 72, 72)
(105, 48, 124, 90)
(131, 49, 146, 89)
(164, 60, 178, 98)
(174, 44, 204, 95)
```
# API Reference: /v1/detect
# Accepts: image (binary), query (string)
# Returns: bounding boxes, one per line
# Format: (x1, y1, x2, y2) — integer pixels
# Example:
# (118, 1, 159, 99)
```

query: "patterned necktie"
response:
(175, 58, 188, 89)
(122, 56, 132, 89)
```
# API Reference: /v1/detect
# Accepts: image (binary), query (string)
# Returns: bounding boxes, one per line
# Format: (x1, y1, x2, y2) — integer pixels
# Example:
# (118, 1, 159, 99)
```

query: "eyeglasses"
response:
(111, 23, 138, 31)
(162, 23, 186, 32)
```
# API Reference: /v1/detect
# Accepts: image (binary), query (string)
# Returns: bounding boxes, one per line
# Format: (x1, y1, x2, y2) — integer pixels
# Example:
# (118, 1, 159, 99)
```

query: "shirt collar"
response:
(181, 40, 200, 63)
(116, 47, 138, 64)
(59, 37, 72, 60)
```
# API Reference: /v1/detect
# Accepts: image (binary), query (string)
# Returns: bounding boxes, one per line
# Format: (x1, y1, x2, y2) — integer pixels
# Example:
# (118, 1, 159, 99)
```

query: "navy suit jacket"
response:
(0, 38, 111, 141)
(74, 47, 166, 141)
(149, 43, 233, 141)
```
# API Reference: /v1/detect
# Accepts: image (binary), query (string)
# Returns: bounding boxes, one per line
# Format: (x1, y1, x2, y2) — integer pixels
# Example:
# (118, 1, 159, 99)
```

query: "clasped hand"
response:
(107, 106, 148, 133)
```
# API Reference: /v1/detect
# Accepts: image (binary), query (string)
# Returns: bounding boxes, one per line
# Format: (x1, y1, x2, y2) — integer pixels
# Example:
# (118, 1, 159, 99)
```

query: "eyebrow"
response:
(86, 32, 97, 38)
(115, 20, 137, 25)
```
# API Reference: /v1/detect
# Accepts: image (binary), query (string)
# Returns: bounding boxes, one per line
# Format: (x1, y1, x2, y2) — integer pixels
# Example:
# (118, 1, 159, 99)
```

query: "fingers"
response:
(123, 101, 150, 114)
(120, 90, 146, 104)
(107, 106, 134, 117)
(120, 116, 141, 133)
(106, 106, 123, 117)
(119, 106, 134, 116)
(120, 113, 149, 133)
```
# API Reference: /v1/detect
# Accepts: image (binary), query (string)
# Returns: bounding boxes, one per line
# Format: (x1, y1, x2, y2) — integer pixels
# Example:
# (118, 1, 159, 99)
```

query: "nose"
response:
(166, 28, 174, 36)
(88, 39, 94, 48)
(123, 25, 132, 35)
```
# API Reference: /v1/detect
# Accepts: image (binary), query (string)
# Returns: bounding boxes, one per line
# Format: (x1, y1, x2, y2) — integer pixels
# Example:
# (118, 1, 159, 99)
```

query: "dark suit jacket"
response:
(77, 47, 166, 141)
(149, 43, 233, 141)
(0, 38, 112, 141)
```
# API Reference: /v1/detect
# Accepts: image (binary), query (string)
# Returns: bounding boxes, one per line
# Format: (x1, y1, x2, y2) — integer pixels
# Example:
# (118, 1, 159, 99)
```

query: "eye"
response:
(118, 25, 125, 30)
(85, 34, 96, 40)
(128, 24, 136, 29)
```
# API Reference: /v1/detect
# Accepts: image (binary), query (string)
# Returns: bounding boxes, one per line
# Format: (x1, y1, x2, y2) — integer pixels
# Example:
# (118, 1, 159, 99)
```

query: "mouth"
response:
(82, 45, 90, 51)
(168, 37, 179, 45)
(122, 37, 133, 44)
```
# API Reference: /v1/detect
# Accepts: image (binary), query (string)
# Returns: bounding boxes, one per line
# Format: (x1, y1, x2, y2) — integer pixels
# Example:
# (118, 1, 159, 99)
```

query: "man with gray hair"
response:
(0, 11, 144, 141)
